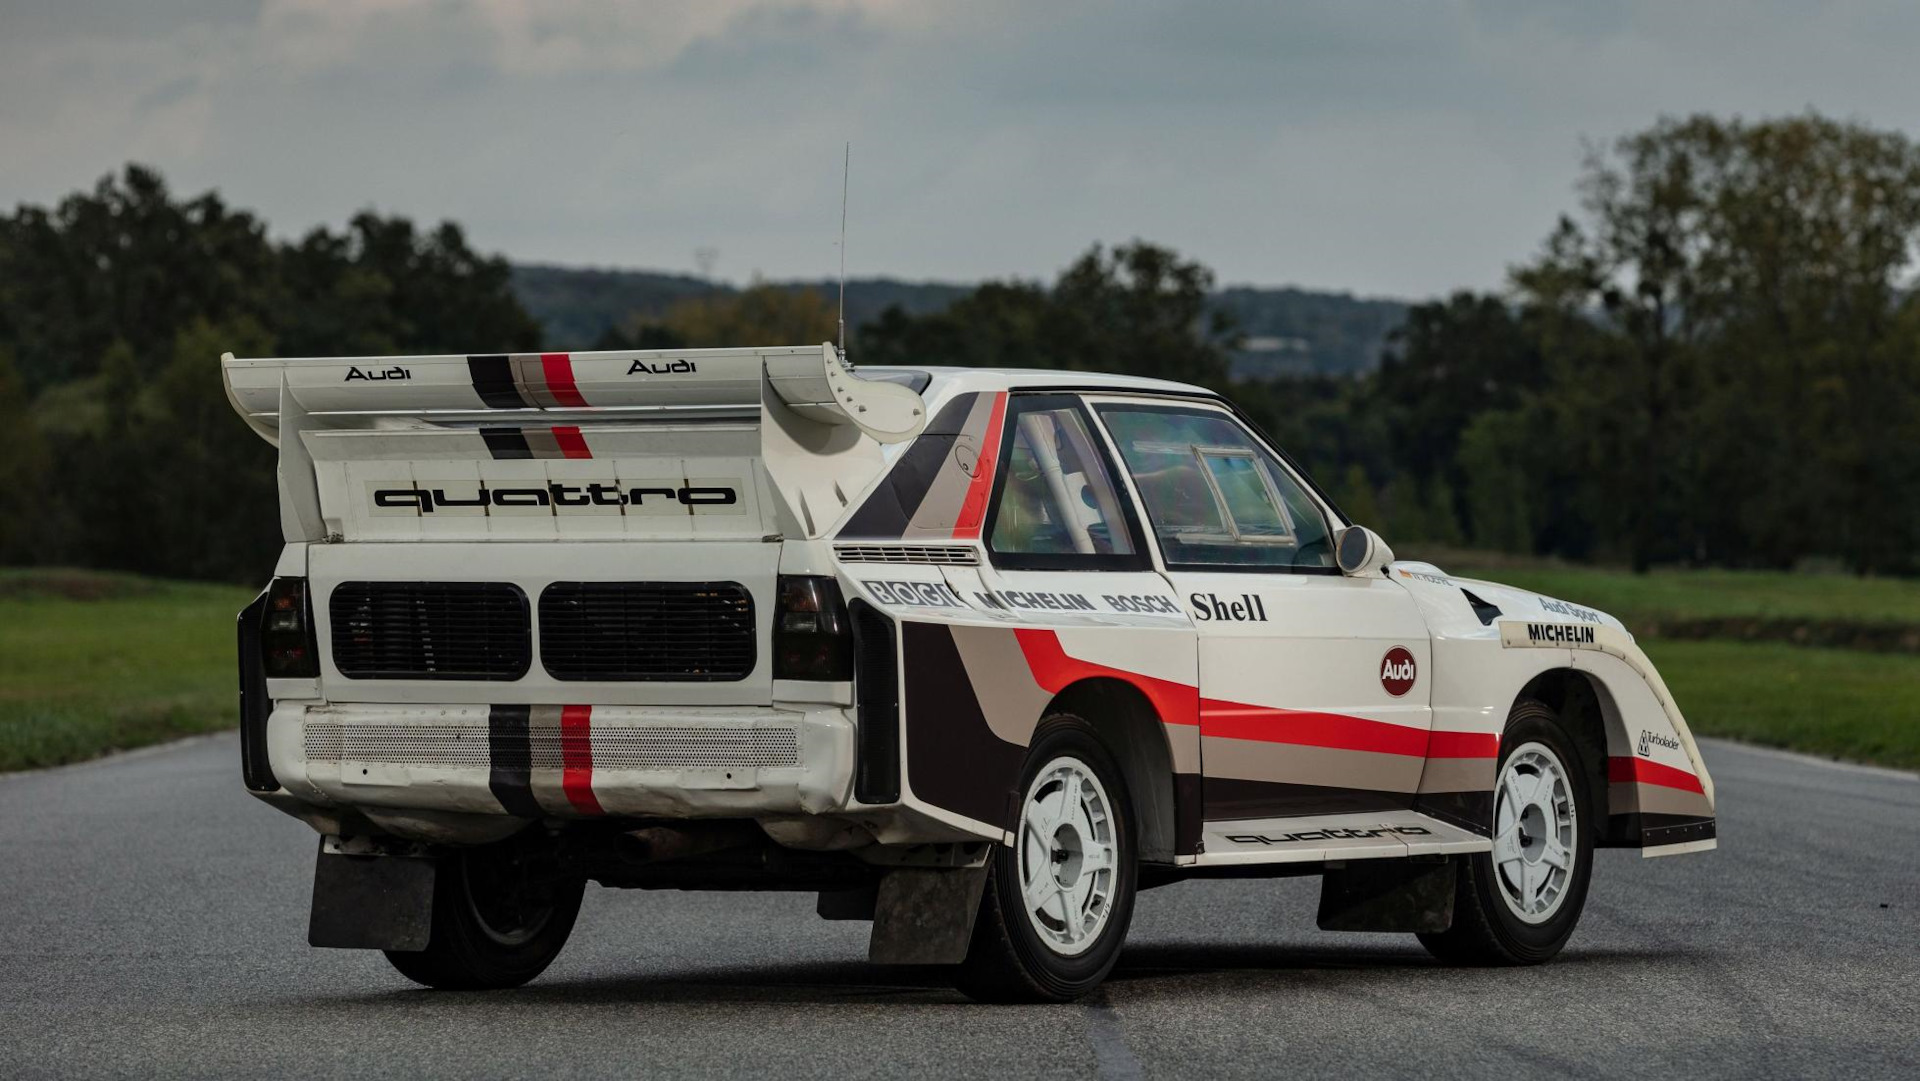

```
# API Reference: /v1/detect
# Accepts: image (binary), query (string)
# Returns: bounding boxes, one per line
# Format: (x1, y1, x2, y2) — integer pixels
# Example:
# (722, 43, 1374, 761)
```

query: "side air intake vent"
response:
(833, 544, 980, 566)
(330, 582, 530, 681)
(540, 582, 755, 682)
(849, 599, 900, 804)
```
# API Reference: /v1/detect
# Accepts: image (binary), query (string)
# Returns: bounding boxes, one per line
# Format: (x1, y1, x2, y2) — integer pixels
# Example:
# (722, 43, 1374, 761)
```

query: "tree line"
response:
(3, 112, 1917, 582)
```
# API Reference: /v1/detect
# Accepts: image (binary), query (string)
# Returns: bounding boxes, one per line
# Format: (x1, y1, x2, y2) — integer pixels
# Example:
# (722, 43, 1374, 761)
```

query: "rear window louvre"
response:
(539, 582, 756, 682)
(330, 582, 530, 681)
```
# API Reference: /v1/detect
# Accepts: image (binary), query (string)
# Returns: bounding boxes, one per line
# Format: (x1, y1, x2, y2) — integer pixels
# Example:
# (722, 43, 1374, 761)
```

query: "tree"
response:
(1513, 114, 1920, 572)
(859, 241, 1238, 386)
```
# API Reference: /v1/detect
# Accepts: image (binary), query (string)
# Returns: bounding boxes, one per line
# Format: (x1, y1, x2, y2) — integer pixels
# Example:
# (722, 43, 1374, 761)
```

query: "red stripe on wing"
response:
(551, 425, 592, 459)
(541, 352, 587, 407)
(951, 392, 1009, 540)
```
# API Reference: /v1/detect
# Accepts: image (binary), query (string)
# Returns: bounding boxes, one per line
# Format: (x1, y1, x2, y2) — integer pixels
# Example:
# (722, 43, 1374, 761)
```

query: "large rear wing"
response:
(222, 343, 925, 445)
(221, 344, 928, 543)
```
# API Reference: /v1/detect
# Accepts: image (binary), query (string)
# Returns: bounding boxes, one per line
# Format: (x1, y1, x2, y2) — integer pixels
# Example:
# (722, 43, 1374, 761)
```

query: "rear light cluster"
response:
(261, 576, 320, 678)
(772, 576, 853, 681)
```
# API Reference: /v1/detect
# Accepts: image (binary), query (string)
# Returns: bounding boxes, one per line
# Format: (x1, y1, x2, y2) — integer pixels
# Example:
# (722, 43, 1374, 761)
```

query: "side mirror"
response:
(1335, 525, 1395, 577)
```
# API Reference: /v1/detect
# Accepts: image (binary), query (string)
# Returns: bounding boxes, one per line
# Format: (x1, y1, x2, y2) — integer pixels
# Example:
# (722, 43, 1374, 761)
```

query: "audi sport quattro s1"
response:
(225, 343, 1715, 1001)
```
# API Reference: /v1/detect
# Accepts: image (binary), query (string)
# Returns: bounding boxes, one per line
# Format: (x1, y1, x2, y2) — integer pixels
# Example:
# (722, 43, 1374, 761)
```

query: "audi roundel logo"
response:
(1380, 646, 1417, 696)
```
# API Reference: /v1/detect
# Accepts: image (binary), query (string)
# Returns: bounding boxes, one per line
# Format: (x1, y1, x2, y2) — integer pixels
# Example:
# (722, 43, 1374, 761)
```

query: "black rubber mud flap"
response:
(309, 849, 438, 951)
(867, 865, 990, 964)
(1317, 859, 1457, 934)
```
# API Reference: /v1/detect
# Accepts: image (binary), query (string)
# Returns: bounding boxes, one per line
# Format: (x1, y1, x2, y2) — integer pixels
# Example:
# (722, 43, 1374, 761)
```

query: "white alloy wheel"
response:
(1016, 756, 1119, 956)
(1491, 741, 1579, 924)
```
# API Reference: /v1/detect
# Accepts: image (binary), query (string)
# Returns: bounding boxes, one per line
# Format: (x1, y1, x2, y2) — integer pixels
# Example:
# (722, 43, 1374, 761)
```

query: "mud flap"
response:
(866, 865, 990, 965)
(309, 848, 437, 951)
(1316, 858, 1456, 934)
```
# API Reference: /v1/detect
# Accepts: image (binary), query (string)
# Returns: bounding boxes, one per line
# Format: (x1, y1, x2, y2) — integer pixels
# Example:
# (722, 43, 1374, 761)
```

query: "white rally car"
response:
(226, 344, 1715, 1002)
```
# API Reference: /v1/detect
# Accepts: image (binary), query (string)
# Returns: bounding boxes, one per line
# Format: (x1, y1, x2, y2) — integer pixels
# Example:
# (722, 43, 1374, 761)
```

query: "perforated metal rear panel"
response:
(304, 721, 800, 771)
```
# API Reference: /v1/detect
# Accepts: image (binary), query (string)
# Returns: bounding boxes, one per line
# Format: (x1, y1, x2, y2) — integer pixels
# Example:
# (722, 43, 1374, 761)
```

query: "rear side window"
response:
(985, 396, 1146, 570)
(1096, 405, 1335, 572)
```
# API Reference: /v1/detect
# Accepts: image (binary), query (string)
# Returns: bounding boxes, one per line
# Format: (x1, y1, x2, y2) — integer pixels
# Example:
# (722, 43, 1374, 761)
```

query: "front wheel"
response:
(954, 716, 1139, 1003)
(1419, 699, 1595, 965)
(384, 841, 585, 990)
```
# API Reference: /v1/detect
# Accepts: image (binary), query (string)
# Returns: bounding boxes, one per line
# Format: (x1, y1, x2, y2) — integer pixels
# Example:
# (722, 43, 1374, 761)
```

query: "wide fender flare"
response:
(1499, 621, 1716, 813)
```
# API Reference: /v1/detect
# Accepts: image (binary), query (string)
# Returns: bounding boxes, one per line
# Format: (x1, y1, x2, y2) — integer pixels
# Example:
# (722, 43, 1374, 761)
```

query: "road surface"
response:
(1, 736, 1914, 1079)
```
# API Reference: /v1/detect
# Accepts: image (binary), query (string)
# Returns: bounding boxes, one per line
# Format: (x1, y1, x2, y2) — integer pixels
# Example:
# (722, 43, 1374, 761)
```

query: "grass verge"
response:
(0, 569, 253, 772)
(1647, 639, 1920, 770)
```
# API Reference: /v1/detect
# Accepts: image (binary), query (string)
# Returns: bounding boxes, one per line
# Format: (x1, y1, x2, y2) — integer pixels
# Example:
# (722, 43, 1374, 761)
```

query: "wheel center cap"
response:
(1051, 823, 1085, 888)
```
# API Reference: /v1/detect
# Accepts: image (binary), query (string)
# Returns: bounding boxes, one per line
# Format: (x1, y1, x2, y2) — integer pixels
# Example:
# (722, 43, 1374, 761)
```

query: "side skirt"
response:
(1194, 810, 1489, 868)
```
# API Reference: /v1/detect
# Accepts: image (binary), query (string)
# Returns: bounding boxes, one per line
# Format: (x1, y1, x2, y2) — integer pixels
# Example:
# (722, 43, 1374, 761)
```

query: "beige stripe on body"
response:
(1415, 756, 1496, 795)
(951, 626, 1053, 747)
(1201, 735, 1421, 793)
(902, 394, 1000, 539)
(525, 705, 571, 813)
(510, 354, 565, 408)
(1609, 781, 1714, 819)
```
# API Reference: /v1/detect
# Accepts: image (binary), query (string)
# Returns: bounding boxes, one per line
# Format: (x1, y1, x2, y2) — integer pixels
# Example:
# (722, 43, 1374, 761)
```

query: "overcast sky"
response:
(3, 1, 1918, 298)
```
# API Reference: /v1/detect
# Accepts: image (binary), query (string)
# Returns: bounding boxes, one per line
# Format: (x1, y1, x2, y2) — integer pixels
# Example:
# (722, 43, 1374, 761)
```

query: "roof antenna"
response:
(837, 142, 850, 361)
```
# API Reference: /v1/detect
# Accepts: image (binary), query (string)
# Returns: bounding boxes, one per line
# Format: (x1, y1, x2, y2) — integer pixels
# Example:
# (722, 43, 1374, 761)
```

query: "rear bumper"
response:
(262, 701, 855, 822)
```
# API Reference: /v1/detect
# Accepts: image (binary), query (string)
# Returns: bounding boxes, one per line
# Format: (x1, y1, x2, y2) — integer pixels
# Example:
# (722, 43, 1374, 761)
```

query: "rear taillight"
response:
(262, 576, 319, 678)
(773, 576, 853, 681)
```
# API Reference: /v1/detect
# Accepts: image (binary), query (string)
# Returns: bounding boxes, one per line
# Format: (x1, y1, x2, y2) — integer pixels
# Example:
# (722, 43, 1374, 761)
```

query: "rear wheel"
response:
(1419, 699, 1594, 965)
(384, 841, 585, 990)
(954, 716, 1138, 1003)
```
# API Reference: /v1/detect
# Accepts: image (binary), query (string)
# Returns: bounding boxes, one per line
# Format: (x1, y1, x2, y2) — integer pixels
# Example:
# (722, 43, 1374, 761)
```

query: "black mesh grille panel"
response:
(849, 600, 900, 804)
(539, 582, 756, 682)
(330, 582, 531, 681)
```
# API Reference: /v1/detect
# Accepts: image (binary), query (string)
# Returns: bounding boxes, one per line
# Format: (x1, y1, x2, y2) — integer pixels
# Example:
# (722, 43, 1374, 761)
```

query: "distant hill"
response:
(511, 263, 1408, 377)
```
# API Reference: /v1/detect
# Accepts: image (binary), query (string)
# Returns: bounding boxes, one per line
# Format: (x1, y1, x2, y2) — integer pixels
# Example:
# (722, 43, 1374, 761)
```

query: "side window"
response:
(986, 397, 1142, 568)
(1096, 405, 1335, 571)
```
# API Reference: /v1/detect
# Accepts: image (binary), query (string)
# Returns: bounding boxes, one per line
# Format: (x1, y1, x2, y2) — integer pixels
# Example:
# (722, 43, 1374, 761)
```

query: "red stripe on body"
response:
(559, 704, 603, 815)
(951, 392, 1009, 539)
(1013, 628, 1198, 728)
(541, 353, 587, 407)
(1609, 755, 1703, 793)
(1200, 701, 1431, 756)
(551, 425, 592, 459)
(1425, 730, 1501, 759)
(1011, 628, 1500, 762)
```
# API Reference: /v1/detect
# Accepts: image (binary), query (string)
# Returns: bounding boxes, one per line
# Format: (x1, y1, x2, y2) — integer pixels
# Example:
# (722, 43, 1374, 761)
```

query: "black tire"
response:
(954, 715, 1139, 1003)
(384, 841, 585, 990)
(1419, 698, 1595, 965)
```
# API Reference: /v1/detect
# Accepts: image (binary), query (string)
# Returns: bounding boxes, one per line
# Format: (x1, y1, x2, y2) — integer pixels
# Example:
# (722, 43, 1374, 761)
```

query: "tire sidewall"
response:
(1471, 706, 1596, 960)
(990, 718, 1139, 997)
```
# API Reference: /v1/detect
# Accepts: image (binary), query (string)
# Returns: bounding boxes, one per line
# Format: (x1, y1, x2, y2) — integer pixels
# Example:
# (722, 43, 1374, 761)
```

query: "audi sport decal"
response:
(486, 704, 541, 818)
(483, 704, 606, 818)
(479, 425, 595, 460)
(466, 352, 594, 409)
(839, 393, 1006, 541)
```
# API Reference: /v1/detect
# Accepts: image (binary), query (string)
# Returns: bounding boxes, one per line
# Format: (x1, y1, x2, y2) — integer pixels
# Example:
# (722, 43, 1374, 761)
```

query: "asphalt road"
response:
(1, 736, 1914, 1080)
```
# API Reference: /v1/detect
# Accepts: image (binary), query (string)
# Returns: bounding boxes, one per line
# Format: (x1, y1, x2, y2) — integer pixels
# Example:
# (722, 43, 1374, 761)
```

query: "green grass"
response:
(2, 562, 1915, 774)
(0, 569, 253, 772)
(1647, 639, 1920, 770)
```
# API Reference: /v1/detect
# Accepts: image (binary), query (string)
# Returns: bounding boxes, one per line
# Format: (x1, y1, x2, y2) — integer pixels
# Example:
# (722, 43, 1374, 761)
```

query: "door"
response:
(1089, 399, 1433, 822)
